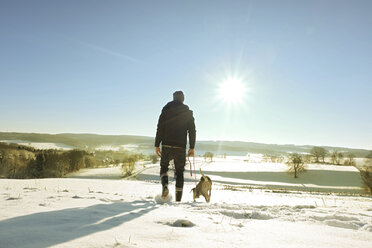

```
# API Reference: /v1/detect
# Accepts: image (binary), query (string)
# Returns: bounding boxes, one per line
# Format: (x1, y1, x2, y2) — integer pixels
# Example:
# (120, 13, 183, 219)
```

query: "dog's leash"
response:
(188, 155, 197, 185)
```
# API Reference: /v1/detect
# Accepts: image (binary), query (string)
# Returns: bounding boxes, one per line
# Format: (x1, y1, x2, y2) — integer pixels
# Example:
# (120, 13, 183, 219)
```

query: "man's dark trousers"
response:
(160, 146, 186, 196)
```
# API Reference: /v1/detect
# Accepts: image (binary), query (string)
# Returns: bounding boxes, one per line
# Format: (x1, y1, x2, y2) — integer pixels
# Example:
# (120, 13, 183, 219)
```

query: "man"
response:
(155, 91, 196, 202)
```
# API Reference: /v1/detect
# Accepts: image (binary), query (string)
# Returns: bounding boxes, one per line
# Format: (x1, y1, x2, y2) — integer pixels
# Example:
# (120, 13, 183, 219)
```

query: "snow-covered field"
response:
(95, 144, 139, 152)
(0, 140, 75, 150)
(1, 157, 372, 248)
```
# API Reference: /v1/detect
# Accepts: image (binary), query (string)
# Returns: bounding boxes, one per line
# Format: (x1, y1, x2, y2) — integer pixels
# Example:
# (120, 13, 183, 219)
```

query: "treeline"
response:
(284, 148, 372, 190)
(0, 142, 91, 178)
(2, 132, 371, 157)
(0, 142, 157, 179)
(308, 146, 358, 166)
(262, 146, 360, 166)
(0, 132, 153, 150)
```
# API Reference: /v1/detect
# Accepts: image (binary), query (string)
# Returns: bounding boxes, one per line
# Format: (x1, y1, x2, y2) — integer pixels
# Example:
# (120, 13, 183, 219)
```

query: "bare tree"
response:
(331, 150, 344, 165)
(337, 152, 344, 165)
(310, 146, 328, 163)
(303, 154, 312, 164)
(344, 153, 356, 166)
(366, 151, 372, 161)
(286, 153, 306, 178)
(358, 152, 372, 193)
(364, 150, 372, 163)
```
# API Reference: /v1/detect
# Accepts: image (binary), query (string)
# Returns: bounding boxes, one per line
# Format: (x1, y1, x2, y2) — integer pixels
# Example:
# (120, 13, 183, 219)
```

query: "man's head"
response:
(173, 91, 184, 103)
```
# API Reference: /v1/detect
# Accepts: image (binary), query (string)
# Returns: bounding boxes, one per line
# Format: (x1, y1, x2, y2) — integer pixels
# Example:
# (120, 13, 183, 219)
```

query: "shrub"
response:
(27, 152, 45, 178)
(271, 155, 285, 163)
(66, 150, 87, 172)
(0, 148, 35, 178)
(203, 152, 214, 161)
(344, 153, 356, 166)
(149, 154, 158, 164)
(121, 155, 138, 177)
(84, 155, 97, 168)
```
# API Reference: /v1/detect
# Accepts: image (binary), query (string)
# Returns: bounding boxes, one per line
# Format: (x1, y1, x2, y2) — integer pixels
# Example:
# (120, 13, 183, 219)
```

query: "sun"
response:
(218, 77, 247, 105)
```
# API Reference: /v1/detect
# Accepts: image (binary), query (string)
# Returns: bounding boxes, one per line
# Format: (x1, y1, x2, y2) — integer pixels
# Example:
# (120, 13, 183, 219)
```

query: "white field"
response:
(0, 140, 75, 150)
(95, 144, 139, 152)
(1, 156, 372, 248)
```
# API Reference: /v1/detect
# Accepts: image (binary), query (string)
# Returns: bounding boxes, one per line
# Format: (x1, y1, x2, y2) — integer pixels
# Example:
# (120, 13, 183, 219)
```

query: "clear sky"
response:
(0, 0, 371, 149)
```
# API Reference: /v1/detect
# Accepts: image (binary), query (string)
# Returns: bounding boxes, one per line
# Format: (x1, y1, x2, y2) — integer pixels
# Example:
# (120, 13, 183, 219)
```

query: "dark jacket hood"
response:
(163, 100, 189, 111)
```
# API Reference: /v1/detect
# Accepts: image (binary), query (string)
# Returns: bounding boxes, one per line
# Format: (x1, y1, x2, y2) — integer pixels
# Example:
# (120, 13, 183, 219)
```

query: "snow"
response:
(0, 140, 75, 150)
(140, 157, 364, 194)
(95, 144, 139, 152)
(67, 166, 123, 180)
(1, 156, 372, 248)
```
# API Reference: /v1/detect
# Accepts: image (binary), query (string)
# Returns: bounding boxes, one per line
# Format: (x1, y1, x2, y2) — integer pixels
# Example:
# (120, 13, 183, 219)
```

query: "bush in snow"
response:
(286, 153, 306, 178)
(343, 153, 356, 166)
(121, 154, 139, 177)
(203, 152, 214, 162)
(263, 154, 285, 163)
(149, 154, 158, 164)
(330, 150, 344, 165)
(0, 143, 35, 178)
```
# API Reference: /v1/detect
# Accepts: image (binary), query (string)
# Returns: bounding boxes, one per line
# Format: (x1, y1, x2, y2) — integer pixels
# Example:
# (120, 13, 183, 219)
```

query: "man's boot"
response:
(162, 185, 169, 198)
(175, 187, 183, 202)
(161, 173, 169, 198)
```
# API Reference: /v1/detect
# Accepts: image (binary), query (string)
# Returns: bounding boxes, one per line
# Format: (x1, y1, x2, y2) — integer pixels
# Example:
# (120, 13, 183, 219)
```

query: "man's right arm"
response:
(155, 111, 165, 148)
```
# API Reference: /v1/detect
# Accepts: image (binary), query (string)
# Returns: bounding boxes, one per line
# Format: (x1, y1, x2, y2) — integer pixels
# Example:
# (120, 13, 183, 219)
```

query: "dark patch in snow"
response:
(23, 187, 38, 191)
(250, 211, 273, 220)
(293, 205, 316, 209)
(157, 219, 195, 228)
(172, 219, 195, 227)
(6, 197, 21, 201)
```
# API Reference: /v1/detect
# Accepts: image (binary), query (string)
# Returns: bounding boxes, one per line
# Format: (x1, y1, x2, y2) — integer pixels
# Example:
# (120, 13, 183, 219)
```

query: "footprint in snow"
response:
(157, 219, 195, 228)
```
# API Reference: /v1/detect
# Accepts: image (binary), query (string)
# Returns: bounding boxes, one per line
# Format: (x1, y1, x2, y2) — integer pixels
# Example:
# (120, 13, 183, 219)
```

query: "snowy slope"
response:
(139, 157, 365, 194)
(1, 157, 371, 248)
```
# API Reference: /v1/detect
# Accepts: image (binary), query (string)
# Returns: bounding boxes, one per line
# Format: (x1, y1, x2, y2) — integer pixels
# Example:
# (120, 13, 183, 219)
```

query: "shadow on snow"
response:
(0, 200, 157, 248)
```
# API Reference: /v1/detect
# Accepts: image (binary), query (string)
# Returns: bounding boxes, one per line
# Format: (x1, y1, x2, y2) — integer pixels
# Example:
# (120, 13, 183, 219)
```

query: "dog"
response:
(191, 169, 212, 202)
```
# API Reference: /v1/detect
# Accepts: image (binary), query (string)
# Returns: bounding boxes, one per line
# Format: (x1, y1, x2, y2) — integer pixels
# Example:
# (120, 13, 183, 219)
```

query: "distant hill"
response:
(0, 132, 370, 156)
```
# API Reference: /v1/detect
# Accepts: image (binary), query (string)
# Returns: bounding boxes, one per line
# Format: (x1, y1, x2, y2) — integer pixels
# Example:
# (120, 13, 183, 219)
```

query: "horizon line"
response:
(0, 130, 370, 151)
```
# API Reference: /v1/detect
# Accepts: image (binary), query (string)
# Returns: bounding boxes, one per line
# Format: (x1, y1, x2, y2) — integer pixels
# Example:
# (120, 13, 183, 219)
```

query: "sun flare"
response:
(218, 77, 247, 105)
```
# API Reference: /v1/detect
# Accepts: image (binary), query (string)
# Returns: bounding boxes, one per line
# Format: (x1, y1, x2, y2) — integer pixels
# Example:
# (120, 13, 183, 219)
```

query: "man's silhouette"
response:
(155, 91, 196, 201)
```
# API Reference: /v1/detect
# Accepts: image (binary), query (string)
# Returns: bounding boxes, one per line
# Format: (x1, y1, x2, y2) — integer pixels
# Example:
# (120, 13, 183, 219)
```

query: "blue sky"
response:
(0, 0, 371, 149)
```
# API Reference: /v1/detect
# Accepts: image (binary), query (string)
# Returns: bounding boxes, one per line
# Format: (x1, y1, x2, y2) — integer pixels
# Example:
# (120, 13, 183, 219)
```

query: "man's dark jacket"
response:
(155, 100, 196, 149)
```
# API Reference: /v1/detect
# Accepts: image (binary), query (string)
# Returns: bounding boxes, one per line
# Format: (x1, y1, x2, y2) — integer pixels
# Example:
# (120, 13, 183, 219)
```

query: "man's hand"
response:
(188, 148, 194, 157)
(155, 147, 162, 157)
